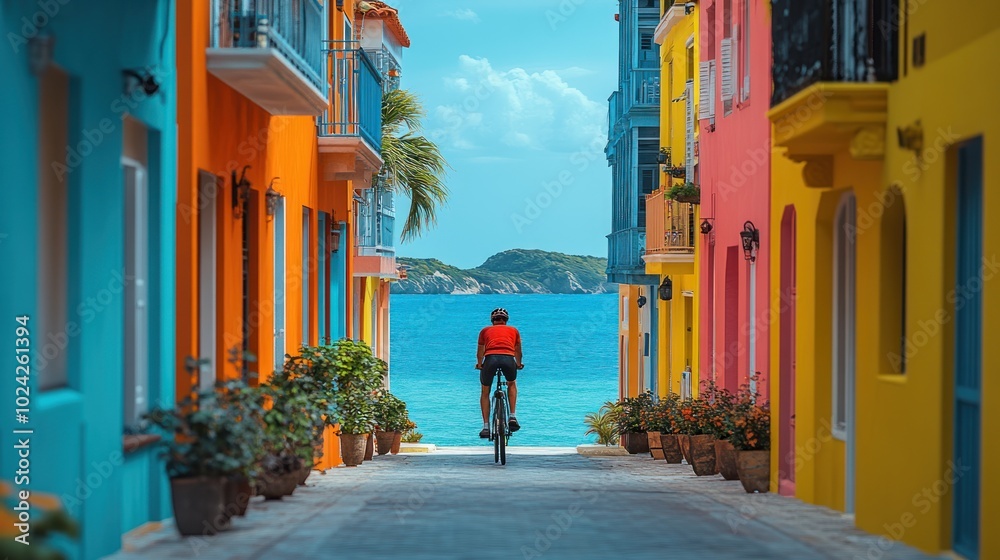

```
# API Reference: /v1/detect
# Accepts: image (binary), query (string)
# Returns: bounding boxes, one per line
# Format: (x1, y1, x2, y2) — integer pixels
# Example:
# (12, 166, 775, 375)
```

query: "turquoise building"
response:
(0, 1, 177, 558)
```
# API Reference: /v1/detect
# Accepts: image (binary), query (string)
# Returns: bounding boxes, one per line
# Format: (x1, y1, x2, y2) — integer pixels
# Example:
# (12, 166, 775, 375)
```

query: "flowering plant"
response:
(728, 375, 770, 451)
(614, 391, 654, 433)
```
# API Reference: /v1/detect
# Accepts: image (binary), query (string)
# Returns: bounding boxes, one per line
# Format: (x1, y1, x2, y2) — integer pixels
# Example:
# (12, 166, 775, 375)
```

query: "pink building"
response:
(696, 0, 771, 400)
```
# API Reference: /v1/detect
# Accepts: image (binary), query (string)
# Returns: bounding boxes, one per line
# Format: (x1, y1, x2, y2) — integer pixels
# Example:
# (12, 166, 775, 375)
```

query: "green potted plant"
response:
(702, 381, 740, 481)
(653, 393, 684, 464)
(678, 397, 719, 476)
(400, 419, 422, 445)
(667, 182, 700, 204)
(145, 385, 260, 535)
(373, 389, 408, 455)
(213, 379, 267, 515)
(584, 401, 620, 446)
(328, 339, 385, 466)
(613, 391, 653, 454)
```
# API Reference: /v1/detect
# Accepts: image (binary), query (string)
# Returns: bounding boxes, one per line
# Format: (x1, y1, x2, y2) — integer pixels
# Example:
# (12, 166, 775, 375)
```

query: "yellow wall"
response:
(856, 12, 1000, 555)
(649, 6, 700, 399)
(769, 6, 1000, 555)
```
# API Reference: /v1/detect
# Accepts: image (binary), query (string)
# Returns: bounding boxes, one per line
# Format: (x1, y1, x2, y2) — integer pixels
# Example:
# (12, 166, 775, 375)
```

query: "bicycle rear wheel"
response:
(498, 398, 507, 465)
(493, 397, 502, 463)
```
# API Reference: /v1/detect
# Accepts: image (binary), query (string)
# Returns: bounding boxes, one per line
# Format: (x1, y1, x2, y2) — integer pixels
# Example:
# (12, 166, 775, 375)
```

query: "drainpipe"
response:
(749, 260, 756, 396)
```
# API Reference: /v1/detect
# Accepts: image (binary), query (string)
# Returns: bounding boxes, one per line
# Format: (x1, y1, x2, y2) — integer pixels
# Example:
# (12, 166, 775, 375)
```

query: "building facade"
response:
(645, 1, 701, 398)
(697, 0, 771, 405)
(607, 0, 663, 399)
(0, 1, 178, 558)
(768, 0, 999, 557)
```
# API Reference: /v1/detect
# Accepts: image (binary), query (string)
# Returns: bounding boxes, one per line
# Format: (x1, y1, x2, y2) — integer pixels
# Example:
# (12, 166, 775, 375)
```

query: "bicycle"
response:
(487, 364, 518, 465)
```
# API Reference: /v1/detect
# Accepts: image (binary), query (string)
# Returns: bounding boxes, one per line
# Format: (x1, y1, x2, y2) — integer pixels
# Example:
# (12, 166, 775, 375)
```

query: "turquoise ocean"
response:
(389, 293, 620, 447)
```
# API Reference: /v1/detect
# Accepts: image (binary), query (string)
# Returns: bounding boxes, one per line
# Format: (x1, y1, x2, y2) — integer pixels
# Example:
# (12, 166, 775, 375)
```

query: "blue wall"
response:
(0, 1, 176, 558)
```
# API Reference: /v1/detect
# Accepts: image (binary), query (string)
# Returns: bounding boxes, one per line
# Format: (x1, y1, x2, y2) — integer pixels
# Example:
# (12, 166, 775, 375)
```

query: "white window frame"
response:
(831, 193, 856, 441)
(274, 197, 287, 373)
(123, 157, 150, 428)
(197, 171, 219, 390)
(302, 206, 311, 346)
(741, 0, 751, 101)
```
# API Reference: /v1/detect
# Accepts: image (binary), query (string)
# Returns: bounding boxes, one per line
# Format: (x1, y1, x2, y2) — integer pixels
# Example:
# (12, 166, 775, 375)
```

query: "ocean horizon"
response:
(389, 293, 620, 447)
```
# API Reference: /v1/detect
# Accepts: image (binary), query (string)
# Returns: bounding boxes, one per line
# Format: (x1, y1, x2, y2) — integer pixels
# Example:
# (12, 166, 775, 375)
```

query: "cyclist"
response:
(475, 307, 524, 438)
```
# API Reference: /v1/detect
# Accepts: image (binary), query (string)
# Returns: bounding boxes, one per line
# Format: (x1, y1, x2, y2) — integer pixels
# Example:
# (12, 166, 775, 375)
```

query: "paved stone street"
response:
(107, 448, 943, 560)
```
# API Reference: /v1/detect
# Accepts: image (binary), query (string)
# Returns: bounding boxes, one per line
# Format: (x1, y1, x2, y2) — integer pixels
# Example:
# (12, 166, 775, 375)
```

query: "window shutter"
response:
(721, 37, 734, 101)
(709, 61, 717, 118)
(685, 80, 694, 179)
(698, 61, 712, 120)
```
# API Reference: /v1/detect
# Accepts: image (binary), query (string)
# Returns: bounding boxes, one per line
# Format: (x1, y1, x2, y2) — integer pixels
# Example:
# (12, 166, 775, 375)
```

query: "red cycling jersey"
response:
(478, 325, 521, 356)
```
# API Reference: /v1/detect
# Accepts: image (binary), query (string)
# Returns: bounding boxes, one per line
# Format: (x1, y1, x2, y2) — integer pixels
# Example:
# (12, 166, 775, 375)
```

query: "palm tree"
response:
(380, 89, 449, 241)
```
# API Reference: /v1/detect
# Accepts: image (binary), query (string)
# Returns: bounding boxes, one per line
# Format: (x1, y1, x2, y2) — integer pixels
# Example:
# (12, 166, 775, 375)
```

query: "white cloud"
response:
(429, 56, 606, 153)
(442, 8, 480, 22)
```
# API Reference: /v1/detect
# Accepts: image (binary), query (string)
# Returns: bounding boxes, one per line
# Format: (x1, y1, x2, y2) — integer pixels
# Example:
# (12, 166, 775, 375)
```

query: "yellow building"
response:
(767, 1, 999, 557)
(644, 2, 700, 398)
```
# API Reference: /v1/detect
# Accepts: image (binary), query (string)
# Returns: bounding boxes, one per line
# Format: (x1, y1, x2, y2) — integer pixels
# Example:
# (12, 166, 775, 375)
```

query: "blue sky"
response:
(388, 0, 619, 269)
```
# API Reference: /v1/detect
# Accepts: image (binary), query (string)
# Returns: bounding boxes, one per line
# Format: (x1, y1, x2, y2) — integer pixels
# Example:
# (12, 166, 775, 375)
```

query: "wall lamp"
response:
(637, 295, 648, 308)
(329, 210, 343, 253)
(897, 120, 924, 155)
(700, 219, 713, 234)
(232, 165, 251, 219)
(740, 221, 760, 262)
(122, 68, 160, 96)
(658, 277, 673, 301)
(265, 178, 283, 218)
(684, 2, 696, 14)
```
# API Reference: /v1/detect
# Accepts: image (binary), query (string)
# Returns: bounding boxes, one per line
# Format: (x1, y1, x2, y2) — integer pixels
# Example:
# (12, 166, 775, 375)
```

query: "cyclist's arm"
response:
(476, 344, 486, 369)
(514, 339, 523, 368)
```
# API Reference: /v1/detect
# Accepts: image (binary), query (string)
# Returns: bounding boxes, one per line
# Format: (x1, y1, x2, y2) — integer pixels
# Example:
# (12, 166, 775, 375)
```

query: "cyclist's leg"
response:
(479, 356, 497, 438)
(498, 355, 520, 432)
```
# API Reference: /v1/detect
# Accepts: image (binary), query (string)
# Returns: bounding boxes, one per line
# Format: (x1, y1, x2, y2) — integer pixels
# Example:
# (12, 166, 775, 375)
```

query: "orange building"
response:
(175, 0, 402, 467)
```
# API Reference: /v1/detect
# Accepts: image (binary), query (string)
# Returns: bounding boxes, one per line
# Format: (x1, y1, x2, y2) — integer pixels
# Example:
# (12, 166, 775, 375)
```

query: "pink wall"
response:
(697, 0, 771, 399)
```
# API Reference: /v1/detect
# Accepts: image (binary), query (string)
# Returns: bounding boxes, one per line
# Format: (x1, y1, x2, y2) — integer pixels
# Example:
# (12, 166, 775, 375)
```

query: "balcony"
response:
(642, 190, 695, 275)
(768, 0, 895, 183)
(627, 69, 661, 111)
(318, 42, 384, 186)
(354, 186, 397, 279)
(607, 228, 660, 285)
(207, 0, 327, 115)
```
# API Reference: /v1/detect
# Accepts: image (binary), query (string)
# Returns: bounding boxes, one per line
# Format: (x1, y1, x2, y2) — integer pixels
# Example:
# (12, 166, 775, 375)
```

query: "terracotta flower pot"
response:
(364, 432, 375, 461)
(715, 440, 740, 480)
(736, 449, 770, 493)
(622, 432, 650, 454)
(659, 434, 684, 464)
(391, 431, 402, 454)
(646, 431, 663, 459)
(170, 476, 229, 536)
(225, 476, 252, 517)
(340, 433, 367, 467)
(375, 430, 395, 456)
(256, 470, 299, 499)
(689, 435, 718, 476)
(679, 434, 692, 464)
(297, 464, 312, 486)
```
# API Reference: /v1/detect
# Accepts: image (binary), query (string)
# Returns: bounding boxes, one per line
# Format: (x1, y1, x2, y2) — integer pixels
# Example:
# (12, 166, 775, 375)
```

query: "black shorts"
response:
(481, 354, 517, 386)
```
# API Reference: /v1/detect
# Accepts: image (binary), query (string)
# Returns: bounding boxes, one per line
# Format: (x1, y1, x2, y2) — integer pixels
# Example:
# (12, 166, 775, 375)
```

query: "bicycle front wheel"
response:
(493, 411, 501, 463)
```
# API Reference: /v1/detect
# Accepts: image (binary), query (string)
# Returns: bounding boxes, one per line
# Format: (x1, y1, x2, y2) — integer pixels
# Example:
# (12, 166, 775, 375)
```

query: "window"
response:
(741, 0, 751, 101)
(197, 171, 220, 390)
(37, 66, 70, 391)
(123, 157, 150, 429)
(302, 207, 312, 346)
(721, 0, 734, 114)
(881, 187, 906, 373)
(641, 33, 653, 50)
(832, 193, 856, 439)
(686, 42, 695, 82)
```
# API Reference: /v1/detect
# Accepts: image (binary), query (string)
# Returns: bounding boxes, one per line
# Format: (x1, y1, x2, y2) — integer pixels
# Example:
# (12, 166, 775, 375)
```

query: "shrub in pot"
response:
(328, 339, 385, 466)
(257, 379, 322, 498)
(678, 398, 718, 476)
(731, 395, 771, 493)
(655, 394, 684, 464)
(701, 381, 740, 480)
(613, 392, 653, 454)
(145, 385, 262, 535)
(214, 379, 268, 515)
(374, 390, 409, 455)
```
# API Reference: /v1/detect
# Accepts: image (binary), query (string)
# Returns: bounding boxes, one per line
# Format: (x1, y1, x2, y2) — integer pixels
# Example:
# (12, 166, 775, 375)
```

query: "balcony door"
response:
(779, 205, 797, 496)
(122, 158, 149, 428)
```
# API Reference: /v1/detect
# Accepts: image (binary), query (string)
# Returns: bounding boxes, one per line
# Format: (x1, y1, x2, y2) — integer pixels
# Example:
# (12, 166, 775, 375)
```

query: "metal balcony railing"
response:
(318, 41, 384, 152)
(356, 186, 395, 254)
(607, 228, 646, 272)
(608, 90, 622, 132)
(771, 0, 898, 106)
(211, 0, 325, 92)
(645, 190, 695, 254)
(629, 69, 661, 109)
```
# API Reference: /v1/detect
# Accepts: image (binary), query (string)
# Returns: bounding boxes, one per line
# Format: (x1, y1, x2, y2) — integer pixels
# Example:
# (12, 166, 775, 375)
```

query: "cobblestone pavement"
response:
(107, 447, 944, 560)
